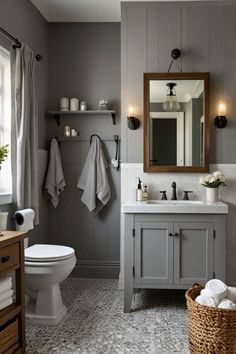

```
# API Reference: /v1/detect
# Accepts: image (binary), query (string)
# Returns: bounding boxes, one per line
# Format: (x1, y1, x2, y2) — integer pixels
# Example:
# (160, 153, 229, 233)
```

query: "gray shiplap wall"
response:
(48, 23, 121, 277)
(121, 1, 236, 163)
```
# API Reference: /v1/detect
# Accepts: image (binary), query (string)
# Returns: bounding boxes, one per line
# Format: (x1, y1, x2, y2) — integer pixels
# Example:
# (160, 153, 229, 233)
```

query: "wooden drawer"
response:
(0, 243, 20, 272)
(0, 318, 19, 354)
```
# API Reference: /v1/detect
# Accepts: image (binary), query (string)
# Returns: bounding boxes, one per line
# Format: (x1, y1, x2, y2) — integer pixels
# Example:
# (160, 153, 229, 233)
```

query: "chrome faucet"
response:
(171, 181, 177, 200)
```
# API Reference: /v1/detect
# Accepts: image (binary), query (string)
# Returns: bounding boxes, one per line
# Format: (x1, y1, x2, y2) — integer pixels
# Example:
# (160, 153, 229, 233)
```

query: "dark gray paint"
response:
(48, 23, 121, 277)
(121, 2, 236, 163)
(0, 0, 49, 245)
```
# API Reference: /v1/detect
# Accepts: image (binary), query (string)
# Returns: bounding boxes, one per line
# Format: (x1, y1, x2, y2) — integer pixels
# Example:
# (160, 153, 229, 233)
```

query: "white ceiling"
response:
(30, 0, 222, 22)
(150, 80, 204, 103)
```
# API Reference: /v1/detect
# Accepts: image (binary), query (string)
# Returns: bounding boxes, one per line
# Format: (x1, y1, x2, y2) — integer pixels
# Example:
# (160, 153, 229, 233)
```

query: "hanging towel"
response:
(0, 277, 12, 293)
(77, 136, 111, 213)
(45, 138, 66, 208)
(0, 289, 13, 302)
(0, 296, 13, 311)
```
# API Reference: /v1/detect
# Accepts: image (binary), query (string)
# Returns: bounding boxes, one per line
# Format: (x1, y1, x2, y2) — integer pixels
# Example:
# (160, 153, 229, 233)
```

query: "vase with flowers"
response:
(199, 171, 226, 203)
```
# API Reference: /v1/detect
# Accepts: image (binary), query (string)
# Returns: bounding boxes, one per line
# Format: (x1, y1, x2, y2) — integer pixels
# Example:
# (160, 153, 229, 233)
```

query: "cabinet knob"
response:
(168, 233, 173, 237)
(1, 255, 10, 263)
(174, 232, 179, 236)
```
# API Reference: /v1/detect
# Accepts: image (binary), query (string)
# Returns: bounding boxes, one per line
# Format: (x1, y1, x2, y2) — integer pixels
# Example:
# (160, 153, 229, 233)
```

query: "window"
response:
(0, 46, 12, 204)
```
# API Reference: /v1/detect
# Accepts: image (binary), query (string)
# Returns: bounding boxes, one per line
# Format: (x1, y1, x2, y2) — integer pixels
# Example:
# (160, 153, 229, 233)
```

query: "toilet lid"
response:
(25, 244, 75, 262)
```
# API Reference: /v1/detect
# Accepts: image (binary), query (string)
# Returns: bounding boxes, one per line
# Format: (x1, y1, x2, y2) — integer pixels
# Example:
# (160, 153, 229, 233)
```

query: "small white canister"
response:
(0, 212, 8, 236)
(70, 98, 79, 111)
(80, 101, 87, 111)
(60, 97, 69, 111)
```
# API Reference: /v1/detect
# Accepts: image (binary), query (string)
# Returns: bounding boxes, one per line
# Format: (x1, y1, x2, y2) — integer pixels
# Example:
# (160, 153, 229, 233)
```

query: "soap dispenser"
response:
(143, 183, 148, 201)
(136, 178, 143, 201)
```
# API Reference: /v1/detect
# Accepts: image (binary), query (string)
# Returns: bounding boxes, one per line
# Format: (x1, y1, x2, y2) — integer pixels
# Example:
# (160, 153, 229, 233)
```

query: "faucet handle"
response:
(160, 191, 167, 200)
(183, 191, 193, 200)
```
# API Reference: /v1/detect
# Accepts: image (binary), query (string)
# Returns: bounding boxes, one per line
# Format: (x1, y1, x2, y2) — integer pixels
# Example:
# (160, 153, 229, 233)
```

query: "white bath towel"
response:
(218, 298, 236, 310)
(227, 287, 236, 303)
(45, 138, 66, 208)
(0, 277, 12, 293)
(0, 296, 13, 310)
(0, 289, 13, 302)
(200, 289, 220, 306)
(195, 294, 217, 307)
(205, 279, 227, 302)
(77, 135, 111, 213)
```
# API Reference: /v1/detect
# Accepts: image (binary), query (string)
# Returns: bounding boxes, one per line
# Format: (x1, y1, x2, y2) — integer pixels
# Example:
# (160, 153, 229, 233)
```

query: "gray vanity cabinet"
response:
(134, 221, 214, 287)
(124, 213, 226, 313)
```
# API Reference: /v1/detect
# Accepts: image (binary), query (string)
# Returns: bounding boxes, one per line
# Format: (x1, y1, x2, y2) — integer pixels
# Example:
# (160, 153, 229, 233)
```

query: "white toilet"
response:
(24, 243, 77, 325)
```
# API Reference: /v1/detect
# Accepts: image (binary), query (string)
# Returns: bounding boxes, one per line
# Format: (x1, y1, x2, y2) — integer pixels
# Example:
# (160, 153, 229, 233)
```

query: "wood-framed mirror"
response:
(144, 72, 210, 173)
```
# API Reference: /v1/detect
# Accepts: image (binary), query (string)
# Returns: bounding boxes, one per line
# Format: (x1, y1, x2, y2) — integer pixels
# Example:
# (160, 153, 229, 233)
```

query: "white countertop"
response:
(122, 200, 229, 214)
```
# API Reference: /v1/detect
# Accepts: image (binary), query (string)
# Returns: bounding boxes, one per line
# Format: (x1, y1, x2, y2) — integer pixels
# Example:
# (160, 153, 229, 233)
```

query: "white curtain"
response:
(11, 45, 39, 224)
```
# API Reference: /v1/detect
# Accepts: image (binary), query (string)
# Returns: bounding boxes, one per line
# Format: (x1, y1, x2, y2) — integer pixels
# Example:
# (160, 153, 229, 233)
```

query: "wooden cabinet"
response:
(124, 214, 226, 313)
(0, 231, 27, 354)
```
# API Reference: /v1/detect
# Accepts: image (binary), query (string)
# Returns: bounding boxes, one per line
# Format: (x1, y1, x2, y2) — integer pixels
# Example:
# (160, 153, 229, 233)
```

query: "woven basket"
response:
(0, 318, 19, 354)
(185, 284, 236, 354)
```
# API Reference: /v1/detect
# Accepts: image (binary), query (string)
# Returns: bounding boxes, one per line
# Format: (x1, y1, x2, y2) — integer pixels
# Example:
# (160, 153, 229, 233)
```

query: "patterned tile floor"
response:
(26, 278, 189, 354)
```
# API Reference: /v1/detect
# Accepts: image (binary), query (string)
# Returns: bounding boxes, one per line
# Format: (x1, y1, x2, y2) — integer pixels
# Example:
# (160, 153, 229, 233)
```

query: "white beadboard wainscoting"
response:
(119, 163, 236, 288)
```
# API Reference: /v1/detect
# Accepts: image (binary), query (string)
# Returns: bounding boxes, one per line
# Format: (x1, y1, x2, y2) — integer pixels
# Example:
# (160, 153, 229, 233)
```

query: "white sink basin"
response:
(146, 200, 203, 206)
(122, 200, 228, 214)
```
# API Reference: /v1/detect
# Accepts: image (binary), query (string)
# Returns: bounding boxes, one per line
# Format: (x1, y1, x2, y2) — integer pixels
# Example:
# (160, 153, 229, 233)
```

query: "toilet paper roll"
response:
(15, 209, 35, 232)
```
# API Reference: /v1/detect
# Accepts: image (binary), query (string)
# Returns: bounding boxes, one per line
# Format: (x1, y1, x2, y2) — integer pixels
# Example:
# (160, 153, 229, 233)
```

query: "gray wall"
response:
(48, 23, 121, 277)
(0, 0, 50, 244)
(121, 1, 236, 163)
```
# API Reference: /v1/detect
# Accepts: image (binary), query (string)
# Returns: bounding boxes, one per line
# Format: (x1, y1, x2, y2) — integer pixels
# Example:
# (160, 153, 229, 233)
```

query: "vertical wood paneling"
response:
(222, 6, 236, 163)
(210, 7, 224, 163)
(147, 8, 159, 72)
(187, 7, 211, 72)
(158, 7, 182, 72)
(126, 7, 147, 162)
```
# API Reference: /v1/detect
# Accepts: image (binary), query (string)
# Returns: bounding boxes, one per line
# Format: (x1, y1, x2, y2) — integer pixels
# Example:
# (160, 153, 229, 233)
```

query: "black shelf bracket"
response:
(55, 114, 60, 126)
(112, 112, 116, 125)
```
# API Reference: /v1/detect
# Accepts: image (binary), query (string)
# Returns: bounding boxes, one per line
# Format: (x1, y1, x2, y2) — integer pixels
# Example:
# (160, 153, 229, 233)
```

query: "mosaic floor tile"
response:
(26, 278, 189, 354)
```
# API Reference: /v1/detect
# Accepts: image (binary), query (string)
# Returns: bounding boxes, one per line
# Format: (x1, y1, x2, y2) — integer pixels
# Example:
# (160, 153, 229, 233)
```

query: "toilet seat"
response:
(25, 244, 75, 262)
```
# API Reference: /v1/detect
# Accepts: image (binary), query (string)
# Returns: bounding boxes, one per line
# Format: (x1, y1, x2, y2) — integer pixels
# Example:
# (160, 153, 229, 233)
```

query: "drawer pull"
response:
(2, 255, 10, 263)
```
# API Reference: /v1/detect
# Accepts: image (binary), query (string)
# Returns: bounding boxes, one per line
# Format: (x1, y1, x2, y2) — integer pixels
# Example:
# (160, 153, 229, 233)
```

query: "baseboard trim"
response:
(72, 260, 120, 279)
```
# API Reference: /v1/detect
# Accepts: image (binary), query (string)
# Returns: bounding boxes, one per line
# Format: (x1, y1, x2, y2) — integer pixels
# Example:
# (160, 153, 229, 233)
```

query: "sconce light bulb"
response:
(218, 100, 226, 116)
(128, 106, 135, 116)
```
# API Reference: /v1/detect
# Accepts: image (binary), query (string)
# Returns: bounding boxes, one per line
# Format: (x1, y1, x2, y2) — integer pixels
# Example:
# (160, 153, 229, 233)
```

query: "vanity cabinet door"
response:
(134, 222, 173, 285)
(173, 222, 214, 285)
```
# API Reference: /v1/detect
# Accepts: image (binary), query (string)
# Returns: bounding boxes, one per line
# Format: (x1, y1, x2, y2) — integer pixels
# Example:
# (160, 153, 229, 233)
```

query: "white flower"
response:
(199, 171, 226, 188)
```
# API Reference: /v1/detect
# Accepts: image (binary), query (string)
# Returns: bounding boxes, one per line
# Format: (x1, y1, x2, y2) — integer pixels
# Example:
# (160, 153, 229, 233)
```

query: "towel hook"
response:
(90, 134, 101, 145)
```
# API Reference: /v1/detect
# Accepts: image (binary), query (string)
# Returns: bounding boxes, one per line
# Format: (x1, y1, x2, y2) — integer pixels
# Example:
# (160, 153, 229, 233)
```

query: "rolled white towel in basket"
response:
(200, 289, 220, 306)
(195, 294, 217, 307)
(205, 279, 227, 302)
(218, 298, 236, 310)
(227, 287, 236, 303)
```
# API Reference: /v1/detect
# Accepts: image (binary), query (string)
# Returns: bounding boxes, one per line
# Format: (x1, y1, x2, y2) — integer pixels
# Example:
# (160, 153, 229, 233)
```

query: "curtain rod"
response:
(0, 26, 43, 61)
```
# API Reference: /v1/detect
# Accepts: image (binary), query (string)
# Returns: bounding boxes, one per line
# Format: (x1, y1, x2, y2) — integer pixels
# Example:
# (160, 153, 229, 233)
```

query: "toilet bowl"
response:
(24, 244, 76, 325)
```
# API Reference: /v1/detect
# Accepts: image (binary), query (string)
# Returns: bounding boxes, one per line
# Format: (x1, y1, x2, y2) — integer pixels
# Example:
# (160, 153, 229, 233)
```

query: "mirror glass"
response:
(144, 73, 209, 173)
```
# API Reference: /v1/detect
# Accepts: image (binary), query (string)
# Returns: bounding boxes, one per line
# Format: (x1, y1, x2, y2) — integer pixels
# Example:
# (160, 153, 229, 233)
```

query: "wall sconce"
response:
(215, 100, 227, 128)
(127, 106, 140, 130)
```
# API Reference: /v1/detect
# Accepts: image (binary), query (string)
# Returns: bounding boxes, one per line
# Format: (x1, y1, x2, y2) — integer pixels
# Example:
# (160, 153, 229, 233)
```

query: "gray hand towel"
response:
(77, 136, 111, 213)
(45, 138, 66, 208)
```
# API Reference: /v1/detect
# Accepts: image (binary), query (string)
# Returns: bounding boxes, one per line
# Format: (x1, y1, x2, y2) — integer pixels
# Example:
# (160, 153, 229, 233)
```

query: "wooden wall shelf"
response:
(47, 110, 116, 126)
